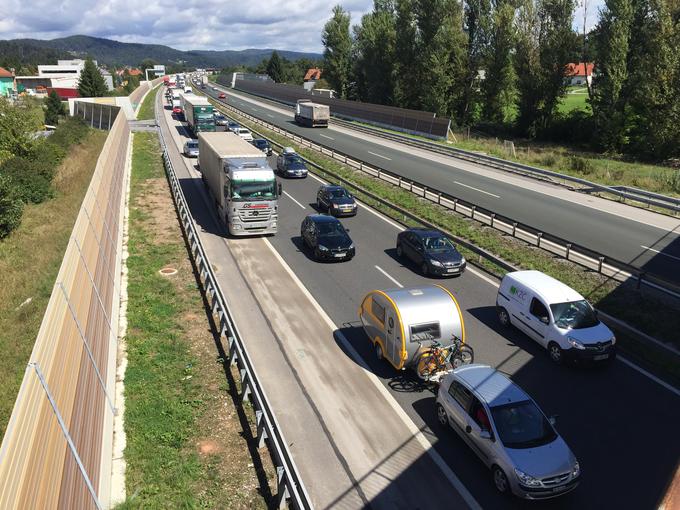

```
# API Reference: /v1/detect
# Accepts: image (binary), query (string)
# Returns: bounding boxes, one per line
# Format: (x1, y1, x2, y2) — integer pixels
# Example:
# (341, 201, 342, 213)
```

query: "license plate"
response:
(552, 485, 566, 493)
(446, 268, 459, 273)
(333, 253, 346, 258)
(594, 354, 609, 361)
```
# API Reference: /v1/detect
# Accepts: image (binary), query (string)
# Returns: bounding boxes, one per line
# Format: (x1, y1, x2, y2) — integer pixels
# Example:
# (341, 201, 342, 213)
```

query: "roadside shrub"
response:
(0, 156, 54, 204)
(656, 170, 680, 194)
(49, 117, 88, 148)
(540, 153, 559, 167)
(569, 156, 594, 175)
(27, 139, 67, 169)
(0, 174, 24, 238)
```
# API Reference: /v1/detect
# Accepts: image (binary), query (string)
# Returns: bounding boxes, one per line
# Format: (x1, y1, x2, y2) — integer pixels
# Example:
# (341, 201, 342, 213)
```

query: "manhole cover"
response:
(159, 267, 178, 276)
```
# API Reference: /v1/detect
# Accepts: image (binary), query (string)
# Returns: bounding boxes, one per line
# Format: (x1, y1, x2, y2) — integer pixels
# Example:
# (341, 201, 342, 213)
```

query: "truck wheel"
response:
(497, 307, 511, 328)
(548, 342, 563, 364)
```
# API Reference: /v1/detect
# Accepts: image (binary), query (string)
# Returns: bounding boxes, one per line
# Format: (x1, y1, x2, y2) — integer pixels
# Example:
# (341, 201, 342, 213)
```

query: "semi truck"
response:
(200, 75, 208, 89)
(198, 132, 280, 236)
(181, 94, 215, 134)
(294, 99, 330, 127)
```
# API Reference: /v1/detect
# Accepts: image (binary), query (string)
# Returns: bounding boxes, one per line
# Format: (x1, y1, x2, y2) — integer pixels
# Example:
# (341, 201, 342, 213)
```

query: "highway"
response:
(205, 83, 680, 287)
(159, 91, 680, 509)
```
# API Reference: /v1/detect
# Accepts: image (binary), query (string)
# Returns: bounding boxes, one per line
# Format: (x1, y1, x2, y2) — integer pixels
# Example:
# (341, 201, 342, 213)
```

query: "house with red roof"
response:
(0, 67, 16, 97)
(566, 63, 595, 86)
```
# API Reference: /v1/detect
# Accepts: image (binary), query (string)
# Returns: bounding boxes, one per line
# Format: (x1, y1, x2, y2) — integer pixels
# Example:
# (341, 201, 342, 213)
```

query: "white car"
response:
(235, 127, 253, 141)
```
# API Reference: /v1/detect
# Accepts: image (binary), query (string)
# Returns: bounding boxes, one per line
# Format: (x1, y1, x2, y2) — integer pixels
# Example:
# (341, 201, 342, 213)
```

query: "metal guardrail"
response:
(218, 83, 680, 215)
(155, 98, 312, 510)
(206, 93, 680, 302)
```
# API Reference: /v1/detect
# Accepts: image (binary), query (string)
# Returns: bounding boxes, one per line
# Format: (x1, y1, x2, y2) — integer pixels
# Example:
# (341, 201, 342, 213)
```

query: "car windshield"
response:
(550, 300, 599, 329)
(423, 235, 456, 253)
(330, 188, 350, 198)
(187, 142, 198, 149)
(490, 400, 557, 449)
(231, 180, 276, 201)
(254, 140, 267, 148)
(286, 156, 305, 166)
(317, 221, 346, 236)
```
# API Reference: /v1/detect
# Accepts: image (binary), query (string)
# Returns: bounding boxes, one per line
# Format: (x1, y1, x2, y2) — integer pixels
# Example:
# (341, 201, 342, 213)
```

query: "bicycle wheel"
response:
(451, 345, 474, 368)
(416, 353, 444, 381)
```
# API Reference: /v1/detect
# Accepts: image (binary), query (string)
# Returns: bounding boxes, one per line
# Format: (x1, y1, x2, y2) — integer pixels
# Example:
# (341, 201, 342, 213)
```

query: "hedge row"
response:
(0, 118, 89, 238)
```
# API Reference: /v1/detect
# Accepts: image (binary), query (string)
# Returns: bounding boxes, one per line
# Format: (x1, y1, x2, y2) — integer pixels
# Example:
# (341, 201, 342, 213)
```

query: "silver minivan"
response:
(436, 364, 580, 500)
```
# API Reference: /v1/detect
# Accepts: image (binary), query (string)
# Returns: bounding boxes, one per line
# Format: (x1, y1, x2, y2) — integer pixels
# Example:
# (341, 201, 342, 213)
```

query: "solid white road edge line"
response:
(375, 265, 403, 288)
(454, 181, 500, 198)
(368, 150, 392, 161)
(618, 356, 680, 398)
(640, 245, 680, 262)
(262, 238, 482, 510)
(283, 191, 306, 209)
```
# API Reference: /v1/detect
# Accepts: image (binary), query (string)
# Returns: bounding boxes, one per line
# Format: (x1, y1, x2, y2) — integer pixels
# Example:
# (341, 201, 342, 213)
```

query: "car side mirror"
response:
(540, 316, 549, 325)
(345, 228, 350, 233)
(480, 430, 492, 440)
(549, 415, 558, 426)
(278, 182, 283, 195)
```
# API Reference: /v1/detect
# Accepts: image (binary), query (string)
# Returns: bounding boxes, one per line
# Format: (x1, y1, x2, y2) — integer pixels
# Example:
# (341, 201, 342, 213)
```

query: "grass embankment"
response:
(0, 128, 107, 436)
(120, 132, 271, 509)
(136, 85, 161, 121)
(222, 106, 680, 382)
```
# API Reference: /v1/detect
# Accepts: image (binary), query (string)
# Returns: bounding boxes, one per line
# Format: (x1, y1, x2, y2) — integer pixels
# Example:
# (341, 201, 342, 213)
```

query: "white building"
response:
(17, 59, 114, 95)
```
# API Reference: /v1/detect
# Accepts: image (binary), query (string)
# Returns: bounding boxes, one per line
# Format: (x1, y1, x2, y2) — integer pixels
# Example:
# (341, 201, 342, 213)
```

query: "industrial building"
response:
(15, 59, 114, 99)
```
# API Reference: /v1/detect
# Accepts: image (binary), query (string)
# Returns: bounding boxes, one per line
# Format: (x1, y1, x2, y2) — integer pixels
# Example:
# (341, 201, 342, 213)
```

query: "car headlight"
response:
(568, 336, 585, 350)
(332, 203, 339, 208)
(460, 257, 466, 265)
(430, 259, 443, 267)
(349, 243, 355, 250)
(572, 462, 580, 478)
(514, 468, 541, 487)
(318, 245, 329, 251)
(610, 335, 616, 345)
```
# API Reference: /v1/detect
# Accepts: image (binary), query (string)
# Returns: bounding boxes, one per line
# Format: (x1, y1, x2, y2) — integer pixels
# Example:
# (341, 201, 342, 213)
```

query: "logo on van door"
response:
(510, 285, 527, 301)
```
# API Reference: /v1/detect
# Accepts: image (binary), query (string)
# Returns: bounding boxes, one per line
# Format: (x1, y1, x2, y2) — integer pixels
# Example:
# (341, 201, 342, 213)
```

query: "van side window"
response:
(448, 381, 473, 411)
(410, 322, 441, 342)
(530, 298, 549, 322)
(371, 299, 385, 324)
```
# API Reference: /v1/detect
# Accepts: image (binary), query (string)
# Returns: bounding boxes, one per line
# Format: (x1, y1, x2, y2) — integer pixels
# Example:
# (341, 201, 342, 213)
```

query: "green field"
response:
(558, 86, 590, 113)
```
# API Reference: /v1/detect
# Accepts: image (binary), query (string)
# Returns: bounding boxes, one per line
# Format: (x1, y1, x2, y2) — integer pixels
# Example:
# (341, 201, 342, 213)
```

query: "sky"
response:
(0, 0, 604, 54)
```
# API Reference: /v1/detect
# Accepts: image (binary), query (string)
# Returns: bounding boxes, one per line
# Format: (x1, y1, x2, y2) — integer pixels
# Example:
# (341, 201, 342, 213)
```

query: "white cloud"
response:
(0, 0, 374, 53)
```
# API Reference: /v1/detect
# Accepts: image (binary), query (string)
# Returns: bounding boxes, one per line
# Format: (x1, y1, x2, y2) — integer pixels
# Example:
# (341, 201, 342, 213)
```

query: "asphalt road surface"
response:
(163, 92, 680, 509)
(204, 83, 680, 288)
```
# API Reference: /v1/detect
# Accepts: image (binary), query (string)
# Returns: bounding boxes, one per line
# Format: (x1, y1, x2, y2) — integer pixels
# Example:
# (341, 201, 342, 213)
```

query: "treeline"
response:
(0, 41, 68, 75)
(222, 52, 325, 87)
(322, 0, 680, 160)
(0, 99, 88, 238)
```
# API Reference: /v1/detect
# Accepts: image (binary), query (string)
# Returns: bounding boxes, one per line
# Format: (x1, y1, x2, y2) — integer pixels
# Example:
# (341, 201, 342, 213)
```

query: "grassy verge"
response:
(136, 85, 161, 121)
(0, 128, 107, 436)
(121, 132, 272, 508)
(220, 105, 680, 382)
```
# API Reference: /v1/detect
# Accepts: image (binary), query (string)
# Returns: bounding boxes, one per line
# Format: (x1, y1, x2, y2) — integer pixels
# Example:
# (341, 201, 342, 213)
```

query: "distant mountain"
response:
(0, 35, 321, 69)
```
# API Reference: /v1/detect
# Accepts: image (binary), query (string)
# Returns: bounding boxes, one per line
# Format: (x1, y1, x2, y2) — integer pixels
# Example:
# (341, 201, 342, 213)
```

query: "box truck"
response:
(294, 99, 330, 127)
(181, 94, 215, 133)
(198, 132, 281, 236)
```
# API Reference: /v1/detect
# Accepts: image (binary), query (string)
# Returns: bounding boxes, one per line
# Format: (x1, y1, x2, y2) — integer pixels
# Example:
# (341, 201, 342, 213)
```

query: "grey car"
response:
(183, 139, 199, 158)
(436, 365, 580, 500)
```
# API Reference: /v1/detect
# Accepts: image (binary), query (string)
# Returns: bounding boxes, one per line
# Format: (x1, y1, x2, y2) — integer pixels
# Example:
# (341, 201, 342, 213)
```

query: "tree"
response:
(322, 5, 353, 98)
(140, 58, 157, 74)
(461, 0, 492, 124)
(393, 0, 421, 108)
(0, 98, 37, 162)
(266, 51, 284, 83)
(591, 0, 634, 151)
(0, 174, 23, 239)
(45, 90, 63, 126)
(353, 1, 397, 104)
(482, 0, 517, 123)
(77, 57, 107, 97)
(514, 0, 576, 136)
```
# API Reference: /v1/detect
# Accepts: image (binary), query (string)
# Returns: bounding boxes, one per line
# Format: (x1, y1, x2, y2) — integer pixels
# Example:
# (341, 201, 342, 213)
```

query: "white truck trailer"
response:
(294, 99, 330, 127)
(198, 132, 280, 236)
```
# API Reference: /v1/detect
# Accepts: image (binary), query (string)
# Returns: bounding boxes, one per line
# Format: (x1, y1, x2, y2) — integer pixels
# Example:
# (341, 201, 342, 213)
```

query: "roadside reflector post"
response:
(438, 192, 442, 205)
(537, 232, 543, 248)
(512, 222, 517, 236)
(565, 243, 572, 260)
(490, 213, 495, 227)
(471, 205, 476, 220)
(598, 256, 604, 273)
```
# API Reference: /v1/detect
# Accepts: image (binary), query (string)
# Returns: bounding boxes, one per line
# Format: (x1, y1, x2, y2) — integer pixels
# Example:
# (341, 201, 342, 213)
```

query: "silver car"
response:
(183, 140, 199, 158)
(436, 365, 580, 500)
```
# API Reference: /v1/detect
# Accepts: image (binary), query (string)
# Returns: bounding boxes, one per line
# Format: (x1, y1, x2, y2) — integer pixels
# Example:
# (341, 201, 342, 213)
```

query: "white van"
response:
(496, 270, 616, 364)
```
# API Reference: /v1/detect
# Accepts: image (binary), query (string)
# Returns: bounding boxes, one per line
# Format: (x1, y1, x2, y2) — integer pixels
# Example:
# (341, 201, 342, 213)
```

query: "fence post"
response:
(512, 222, 517, 236)
(598, 256, 604, 273)
(565, 243, 572, 260)
(471, 206, 476, 220)
(490, 213, 495, 227)
(99, 105, 103, 130)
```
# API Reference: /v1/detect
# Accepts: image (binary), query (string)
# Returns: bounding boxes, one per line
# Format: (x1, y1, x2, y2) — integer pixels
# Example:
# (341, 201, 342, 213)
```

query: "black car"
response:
(316, 185, 357, 217)
(300, 215, 355, 261)
(277, 153, 308, 178)
(396, 228, 466, 276)
(251, 138, 273, 156)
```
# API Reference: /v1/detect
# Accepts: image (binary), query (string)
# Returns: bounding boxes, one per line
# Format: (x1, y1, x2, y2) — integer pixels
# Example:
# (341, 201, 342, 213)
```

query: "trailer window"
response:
(371, 299, 385, 324)
(410, 322, 441, 342)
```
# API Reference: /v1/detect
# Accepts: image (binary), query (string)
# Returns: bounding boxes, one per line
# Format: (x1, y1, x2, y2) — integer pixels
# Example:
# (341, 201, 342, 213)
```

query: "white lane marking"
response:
(640, 245, 680, 262)
(466, 266, 500, 287)
(262, 239, 482, 509)
(375, 265, 403, 287)
(454, 181, 500, 198)
(283, 191, 306, 209)
(618, 356, 680, 398)
(368, 150, 392, 161)
(266, 113, 275, 118)
(319, 133, 335, 140)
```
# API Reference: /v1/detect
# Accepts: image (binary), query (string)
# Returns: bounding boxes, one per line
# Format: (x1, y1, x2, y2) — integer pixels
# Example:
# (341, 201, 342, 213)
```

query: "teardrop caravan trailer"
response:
(358, 285, 466, 370)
